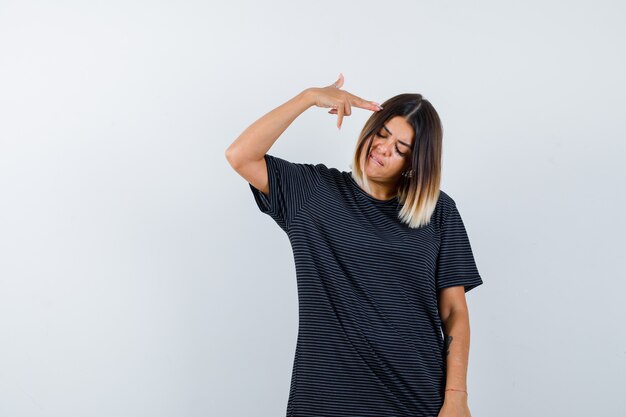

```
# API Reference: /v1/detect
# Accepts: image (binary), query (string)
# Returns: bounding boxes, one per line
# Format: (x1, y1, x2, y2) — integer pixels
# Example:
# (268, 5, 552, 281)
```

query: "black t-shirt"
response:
(248, 153, 483, 417)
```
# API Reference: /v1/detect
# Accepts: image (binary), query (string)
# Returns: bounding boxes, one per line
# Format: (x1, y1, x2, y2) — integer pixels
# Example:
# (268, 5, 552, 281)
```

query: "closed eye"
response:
(376, 133, 407, 157)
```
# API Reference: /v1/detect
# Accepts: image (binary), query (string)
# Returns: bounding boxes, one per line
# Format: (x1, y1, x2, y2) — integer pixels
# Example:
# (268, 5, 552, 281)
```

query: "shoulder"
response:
(265, 153, 330, 180)
(432, 189, 458, 231)
(434, 189, 456, 213)
(321, 165, 344, 181)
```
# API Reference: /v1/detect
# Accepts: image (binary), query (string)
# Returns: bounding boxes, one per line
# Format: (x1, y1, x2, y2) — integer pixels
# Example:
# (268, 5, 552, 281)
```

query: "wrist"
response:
(300, 87, 318, 108)
(443, 391, 467, 405)
(444, 389, 468, 402)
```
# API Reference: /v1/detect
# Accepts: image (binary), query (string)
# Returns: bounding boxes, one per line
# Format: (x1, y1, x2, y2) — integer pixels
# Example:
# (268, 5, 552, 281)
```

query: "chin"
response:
(364, 159, 377, 175)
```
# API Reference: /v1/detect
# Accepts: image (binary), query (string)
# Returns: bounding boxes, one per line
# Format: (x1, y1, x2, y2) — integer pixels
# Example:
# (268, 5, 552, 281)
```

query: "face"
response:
(364, 116, 415, 181)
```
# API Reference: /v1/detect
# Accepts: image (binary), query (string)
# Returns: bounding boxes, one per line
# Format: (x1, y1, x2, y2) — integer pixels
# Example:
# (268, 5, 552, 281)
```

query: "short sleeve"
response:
(248, 153, 323, 232)
(435, 200, 483, 293)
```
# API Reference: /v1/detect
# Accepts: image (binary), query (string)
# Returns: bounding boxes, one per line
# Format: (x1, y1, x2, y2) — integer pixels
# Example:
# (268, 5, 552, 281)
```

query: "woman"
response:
(225, 73, 483, 417)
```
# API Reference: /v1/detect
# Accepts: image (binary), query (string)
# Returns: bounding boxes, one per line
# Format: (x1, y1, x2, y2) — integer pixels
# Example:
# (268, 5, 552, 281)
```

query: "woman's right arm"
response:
(224, 88, 315, 196)
(225, 74, 382, 196)
(225, 88, 314, 166)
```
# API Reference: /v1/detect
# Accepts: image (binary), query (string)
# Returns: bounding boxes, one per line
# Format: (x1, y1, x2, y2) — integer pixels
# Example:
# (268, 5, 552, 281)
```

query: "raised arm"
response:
(225, 88, 314, 196)
(225, 74, 382, 196)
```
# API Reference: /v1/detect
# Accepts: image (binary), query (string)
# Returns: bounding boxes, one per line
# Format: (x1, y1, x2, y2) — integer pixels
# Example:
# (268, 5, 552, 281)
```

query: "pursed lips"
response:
(369, 154, 385, 166)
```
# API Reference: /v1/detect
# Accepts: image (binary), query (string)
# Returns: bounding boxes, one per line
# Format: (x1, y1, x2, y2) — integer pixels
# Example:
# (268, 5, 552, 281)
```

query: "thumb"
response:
(326, 72, 344, 89)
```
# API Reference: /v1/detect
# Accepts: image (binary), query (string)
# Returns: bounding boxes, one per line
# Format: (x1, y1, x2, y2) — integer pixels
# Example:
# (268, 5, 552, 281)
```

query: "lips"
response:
(369, 154, 384, 166)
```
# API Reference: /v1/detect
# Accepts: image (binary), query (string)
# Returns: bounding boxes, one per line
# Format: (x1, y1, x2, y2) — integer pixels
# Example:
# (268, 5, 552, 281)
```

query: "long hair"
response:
(349, 93, 443, 229)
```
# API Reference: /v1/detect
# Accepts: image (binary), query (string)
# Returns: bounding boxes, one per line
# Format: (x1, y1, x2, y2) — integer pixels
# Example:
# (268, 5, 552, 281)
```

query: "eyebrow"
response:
(382, 124, 413, 149)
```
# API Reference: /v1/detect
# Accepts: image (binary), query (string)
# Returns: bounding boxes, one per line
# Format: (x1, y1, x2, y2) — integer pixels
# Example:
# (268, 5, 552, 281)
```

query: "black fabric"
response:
(248, 153, 483, 417)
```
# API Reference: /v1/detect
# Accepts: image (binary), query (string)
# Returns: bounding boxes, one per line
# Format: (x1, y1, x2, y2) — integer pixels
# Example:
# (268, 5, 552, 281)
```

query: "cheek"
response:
(397, 158, 411, 171)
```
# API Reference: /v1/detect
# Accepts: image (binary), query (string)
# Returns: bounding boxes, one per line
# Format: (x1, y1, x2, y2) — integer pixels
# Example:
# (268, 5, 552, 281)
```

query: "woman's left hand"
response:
(437, 394, 472, 417)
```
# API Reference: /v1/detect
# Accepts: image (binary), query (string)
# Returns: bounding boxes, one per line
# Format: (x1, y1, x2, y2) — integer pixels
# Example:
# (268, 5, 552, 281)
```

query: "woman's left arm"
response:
(437, 286, 473, 417)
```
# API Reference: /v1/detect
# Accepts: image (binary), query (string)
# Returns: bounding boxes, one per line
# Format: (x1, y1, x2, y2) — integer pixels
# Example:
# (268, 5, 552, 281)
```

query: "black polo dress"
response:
(248, 153, 483, 417)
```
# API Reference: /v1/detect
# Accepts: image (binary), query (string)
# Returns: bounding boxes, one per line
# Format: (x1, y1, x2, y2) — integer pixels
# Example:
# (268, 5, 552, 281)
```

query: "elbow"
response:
(225, 146, 240, 168)
(441, 307, 467, 322)
(439, 303, 469, 326)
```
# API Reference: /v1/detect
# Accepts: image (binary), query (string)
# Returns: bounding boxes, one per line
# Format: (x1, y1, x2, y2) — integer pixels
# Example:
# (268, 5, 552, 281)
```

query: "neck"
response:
(367, 180, 397, 200)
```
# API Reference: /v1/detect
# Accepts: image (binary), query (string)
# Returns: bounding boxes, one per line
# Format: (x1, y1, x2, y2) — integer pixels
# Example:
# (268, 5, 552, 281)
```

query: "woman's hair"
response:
(349, 93, 443, 229)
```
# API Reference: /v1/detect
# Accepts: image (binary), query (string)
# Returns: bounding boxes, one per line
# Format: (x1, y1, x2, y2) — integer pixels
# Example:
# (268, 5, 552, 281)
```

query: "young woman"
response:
(226, 74, 483, 417)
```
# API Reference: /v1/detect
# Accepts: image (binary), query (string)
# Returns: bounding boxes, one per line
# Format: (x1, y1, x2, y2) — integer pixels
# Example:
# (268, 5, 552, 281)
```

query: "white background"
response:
(1, 1, 625, 416)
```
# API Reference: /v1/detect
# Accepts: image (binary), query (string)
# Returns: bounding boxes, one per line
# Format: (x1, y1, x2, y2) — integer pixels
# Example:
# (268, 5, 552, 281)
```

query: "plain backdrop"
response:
(1, 1, 625, 416)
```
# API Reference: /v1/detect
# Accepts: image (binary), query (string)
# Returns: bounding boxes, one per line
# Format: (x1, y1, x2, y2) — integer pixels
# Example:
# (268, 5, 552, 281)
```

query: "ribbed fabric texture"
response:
(248, 153, 483, 417)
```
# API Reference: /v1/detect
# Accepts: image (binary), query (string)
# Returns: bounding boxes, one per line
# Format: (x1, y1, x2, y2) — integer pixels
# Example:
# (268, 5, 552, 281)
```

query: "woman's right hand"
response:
(306, 73, 383, 130)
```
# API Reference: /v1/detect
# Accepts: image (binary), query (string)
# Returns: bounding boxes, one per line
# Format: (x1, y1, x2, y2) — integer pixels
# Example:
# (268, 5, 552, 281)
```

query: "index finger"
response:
(349, 94, 383, 111)
(337, 104, 345, 130)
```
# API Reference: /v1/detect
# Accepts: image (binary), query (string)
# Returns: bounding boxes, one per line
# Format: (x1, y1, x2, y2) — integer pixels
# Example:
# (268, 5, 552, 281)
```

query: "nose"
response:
(374, 139, 393, 156)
